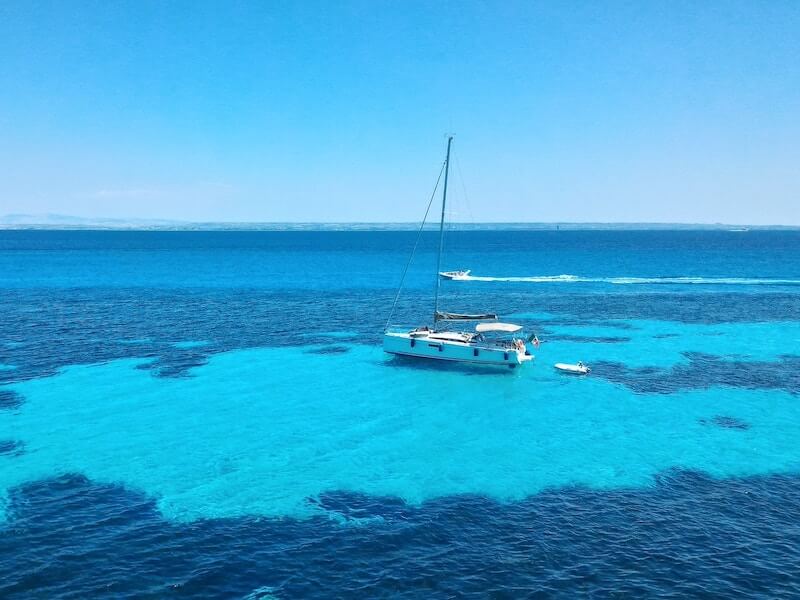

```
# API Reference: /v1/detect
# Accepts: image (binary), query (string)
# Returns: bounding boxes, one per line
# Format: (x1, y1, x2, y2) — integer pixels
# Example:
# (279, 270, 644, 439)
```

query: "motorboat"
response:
(383, 137, 534, 369)
(439, 270, 471, 280)
(554, 362, 590, 374)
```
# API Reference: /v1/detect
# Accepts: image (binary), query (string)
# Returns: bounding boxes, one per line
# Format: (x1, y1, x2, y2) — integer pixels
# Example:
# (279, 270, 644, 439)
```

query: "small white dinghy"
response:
(554, 361, 590, 375)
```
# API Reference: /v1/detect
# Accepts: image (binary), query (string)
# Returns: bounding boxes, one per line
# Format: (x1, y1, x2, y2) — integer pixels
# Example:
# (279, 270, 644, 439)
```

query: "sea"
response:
(1, 229, 799, 598)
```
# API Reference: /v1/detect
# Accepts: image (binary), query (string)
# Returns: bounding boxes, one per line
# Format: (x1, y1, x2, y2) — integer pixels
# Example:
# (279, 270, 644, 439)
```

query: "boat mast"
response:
(433, 135, 453, 324)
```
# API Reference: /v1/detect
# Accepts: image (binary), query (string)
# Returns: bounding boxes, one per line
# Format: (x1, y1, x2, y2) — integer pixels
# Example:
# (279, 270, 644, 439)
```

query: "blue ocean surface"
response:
(1, 230, 799, 598)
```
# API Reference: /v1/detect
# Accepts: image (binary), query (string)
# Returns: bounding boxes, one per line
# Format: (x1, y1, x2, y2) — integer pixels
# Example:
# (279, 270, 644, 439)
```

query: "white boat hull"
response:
(554, 363, 590, 374)
(383, 332, 532, 368)
(439, 270, 471, 280)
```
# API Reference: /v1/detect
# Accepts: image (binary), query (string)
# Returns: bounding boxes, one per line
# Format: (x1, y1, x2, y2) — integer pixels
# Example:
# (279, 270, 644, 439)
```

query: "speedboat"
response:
(383, 136, 535, 369)
(554, 362, 590, 375)
(439, 270, 471, 280)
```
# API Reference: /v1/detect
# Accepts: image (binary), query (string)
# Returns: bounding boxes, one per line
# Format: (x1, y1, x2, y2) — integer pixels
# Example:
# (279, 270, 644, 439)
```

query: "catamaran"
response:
(383, 137, 534, 369)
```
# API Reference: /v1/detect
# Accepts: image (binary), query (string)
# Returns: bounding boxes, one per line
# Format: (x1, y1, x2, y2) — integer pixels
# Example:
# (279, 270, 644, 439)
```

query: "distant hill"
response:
(0, 214, 186, 227)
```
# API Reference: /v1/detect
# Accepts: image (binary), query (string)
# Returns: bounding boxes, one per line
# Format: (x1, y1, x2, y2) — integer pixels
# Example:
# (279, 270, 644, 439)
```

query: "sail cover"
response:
(435, 311, 498, 321)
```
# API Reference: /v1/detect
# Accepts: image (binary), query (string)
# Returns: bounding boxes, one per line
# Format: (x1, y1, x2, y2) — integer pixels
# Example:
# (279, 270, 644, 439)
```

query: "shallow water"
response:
(1, 230, 799, 597)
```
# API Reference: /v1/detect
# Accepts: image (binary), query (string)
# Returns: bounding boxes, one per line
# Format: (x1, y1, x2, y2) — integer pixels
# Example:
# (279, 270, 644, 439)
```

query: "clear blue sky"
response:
(1, 1, 798, 224)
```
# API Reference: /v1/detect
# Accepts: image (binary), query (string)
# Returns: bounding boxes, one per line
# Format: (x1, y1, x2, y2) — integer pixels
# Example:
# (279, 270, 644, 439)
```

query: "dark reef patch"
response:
(135, 349, 211, 378)
(305, 345, 351, 355)
(0, 390, 22, 410)
(532, 317, 639, 331)
(0, 287, 798, 382)
(593, 353, 800, 395)
(547, 334, 631, 344)
(300, 334, 361, 345)
(0, 440, 24, 456)
(307, 490, 412, 522)
(700, 416, 751, 430)
(2, 471, 800, 598)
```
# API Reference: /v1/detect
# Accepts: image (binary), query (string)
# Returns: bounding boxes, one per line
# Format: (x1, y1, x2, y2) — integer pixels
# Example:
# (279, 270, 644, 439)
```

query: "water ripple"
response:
(2, 471, 800, 598)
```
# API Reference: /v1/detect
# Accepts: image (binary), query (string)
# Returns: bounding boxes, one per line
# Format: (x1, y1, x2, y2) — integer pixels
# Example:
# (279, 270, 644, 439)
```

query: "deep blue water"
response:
(1, 230, 799, 598)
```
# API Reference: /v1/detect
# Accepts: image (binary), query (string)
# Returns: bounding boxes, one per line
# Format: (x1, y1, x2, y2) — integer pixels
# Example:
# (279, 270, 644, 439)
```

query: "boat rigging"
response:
(382, 137, 534, 369)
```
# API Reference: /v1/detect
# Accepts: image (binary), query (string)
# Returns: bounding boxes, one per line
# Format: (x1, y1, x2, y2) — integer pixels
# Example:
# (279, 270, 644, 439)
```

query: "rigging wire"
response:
(383, 159, 447, 332)
(439, 149, 474, 277)
(453, 149, 476, 226)
(440, 148, 468, 286)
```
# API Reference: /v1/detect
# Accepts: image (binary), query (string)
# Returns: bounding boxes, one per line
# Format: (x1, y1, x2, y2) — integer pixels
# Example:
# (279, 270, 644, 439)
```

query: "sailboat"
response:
(383, 137, 534, 369)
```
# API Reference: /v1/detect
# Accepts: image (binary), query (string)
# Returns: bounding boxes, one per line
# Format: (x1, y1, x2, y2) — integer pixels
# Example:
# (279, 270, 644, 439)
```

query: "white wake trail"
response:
(456, 275, 800, 286)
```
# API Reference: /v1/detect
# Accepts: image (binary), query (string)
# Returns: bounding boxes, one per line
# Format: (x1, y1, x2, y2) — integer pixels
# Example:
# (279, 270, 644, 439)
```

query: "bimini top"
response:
(475, 322, 523, 333)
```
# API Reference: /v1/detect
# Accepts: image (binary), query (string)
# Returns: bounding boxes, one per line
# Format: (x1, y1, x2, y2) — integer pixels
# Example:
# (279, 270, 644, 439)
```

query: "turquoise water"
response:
(3, 318, 800, 523)
(1, 230, 799, 597)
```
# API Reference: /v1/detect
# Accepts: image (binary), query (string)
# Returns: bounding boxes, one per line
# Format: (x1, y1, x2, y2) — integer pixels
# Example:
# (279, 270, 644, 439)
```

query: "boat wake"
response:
(458, 275, 800, 286)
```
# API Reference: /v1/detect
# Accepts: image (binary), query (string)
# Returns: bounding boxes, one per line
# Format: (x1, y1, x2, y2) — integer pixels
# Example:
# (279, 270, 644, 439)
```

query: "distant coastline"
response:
(0, 215, 798, 232)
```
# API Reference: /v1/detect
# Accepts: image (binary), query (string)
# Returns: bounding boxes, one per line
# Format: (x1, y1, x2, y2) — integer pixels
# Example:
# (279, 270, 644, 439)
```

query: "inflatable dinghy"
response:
(554, 362, 590, 375)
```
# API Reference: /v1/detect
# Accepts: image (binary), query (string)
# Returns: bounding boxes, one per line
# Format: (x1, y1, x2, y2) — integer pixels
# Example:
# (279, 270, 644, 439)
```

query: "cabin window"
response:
(503, 352, 508, 361)
(473, 348, 479, 357)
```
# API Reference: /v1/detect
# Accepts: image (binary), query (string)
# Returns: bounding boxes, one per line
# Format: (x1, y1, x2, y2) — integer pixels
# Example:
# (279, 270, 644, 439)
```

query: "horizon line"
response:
(1, 221, 799, 231)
